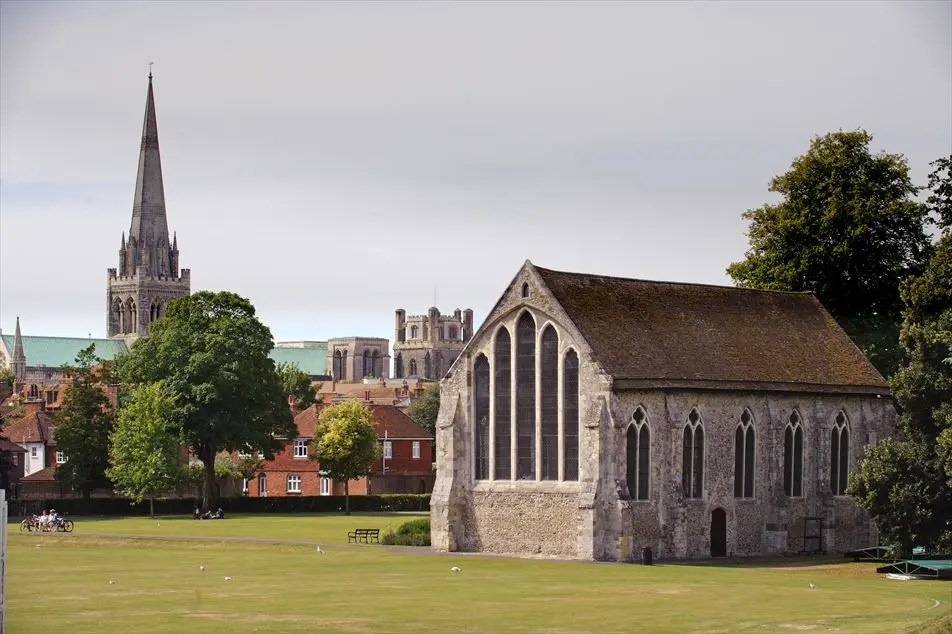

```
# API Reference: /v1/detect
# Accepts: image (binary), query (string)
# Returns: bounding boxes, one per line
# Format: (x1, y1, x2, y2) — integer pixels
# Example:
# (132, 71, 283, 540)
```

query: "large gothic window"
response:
(474, 355, 490, 480)
(682, 408, 704, 498)
(626, 407, 650, 500)
(395, 353, 404, 379)
(333, 351, 342, 380)
(408, 358, 417, 376)
(515, 312, 536, 479)
(113, 299, 123, 334)
(424, 352, 431, 379)
(494, 327, 512, 480)
(540, 326, 559, 480)
(830, 411, 850, 495)
(734, 409, 755, 498)
(127, 299, 137, 334)
(783, 410, 804, 497)
(563, 349, 579, 480)
(363, 350, 371, 378)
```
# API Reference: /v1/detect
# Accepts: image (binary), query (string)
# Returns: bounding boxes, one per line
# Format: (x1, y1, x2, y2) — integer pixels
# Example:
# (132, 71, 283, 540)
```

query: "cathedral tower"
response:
(107, 72, 190, 339)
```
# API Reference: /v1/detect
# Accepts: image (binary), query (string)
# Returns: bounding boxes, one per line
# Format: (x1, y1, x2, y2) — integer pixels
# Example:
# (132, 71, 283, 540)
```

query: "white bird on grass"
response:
(108, 580, 117, 585)
(200, 565, 205, 571)
(316, 546, 324, 554)
(809, 583, 816, 590)
(224, 576, 233, 581)
(450, 566, 461, 572)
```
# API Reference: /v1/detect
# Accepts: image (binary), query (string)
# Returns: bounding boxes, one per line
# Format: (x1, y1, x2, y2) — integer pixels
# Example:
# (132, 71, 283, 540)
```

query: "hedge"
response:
(13, 494, 431, 517)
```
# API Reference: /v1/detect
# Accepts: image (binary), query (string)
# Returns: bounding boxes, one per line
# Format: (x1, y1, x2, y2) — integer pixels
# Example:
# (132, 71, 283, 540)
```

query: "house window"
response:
(830, 411, 850, 495)
(293, 439, 308, 458)
(412, 440, 421, 460)
(30, 446, 37, 458)
(56, 451, 66, 464)
(258, 473, 267, 497)
(682, 408, 704, 498)
(563, 349, 579, 481)
(287, 474, 301, 493)
(515, 312, 536, 480)
(539, 326, 559, 480)
(494, 326, 512, 480)
(784, 411, 804, 497)
(734, 409, 755, 498)
(242, 478, 249, 494)
(626, 407, 650, 500)
(383, 440, 393, 459)
(320, 474, 330, 496)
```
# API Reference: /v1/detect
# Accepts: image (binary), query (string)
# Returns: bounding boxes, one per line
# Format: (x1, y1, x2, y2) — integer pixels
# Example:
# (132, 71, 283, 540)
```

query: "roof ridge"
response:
(1, 334, 119, 342)
(534, 265, 815, 297)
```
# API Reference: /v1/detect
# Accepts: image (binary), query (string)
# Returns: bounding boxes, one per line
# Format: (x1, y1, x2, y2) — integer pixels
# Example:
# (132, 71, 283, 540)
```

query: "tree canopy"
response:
(310, 400, 380, 514)
(276, 362, 318, 411)
(120, 291, 295, 510)
(727, 130, 932, 377)
(106, 382, 181, 515)
(407, 383, 440, 436)
(53, 344, 115, 501)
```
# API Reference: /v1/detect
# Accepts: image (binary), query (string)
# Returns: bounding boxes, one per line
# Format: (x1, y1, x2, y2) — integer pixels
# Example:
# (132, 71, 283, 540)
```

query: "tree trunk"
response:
(344, 479, 350, 516)
(200, 445, 219, 512)
(149, 496, 155, 518)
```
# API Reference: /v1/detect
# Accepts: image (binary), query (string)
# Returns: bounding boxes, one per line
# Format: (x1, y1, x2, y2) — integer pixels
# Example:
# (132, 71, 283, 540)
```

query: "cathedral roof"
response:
(0, 335, 128, 369)
(269, 344, 328, 377)
(533, 264, 889, 394)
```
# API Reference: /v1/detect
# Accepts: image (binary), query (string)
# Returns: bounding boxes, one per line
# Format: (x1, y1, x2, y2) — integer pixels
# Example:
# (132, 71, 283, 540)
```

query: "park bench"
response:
(348, 528, 380, 544)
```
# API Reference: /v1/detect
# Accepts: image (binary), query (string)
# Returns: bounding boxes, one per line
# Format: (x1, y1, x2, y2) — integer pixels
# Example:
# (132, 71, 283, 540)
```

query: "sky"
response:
(1, 1, 950, 345)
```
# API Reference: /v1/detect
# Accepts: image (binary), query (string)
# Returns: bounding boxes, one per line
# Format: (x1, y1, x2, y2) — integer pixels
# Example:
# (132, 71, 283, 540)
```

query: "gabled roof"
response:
(293, 404, 432, 440)
(22, 466, 56, 481)
(2, 410, 55, 445)
(0, 439, 27, 453)
(534, 264, 888, 393)
(0, 334, 128, 369)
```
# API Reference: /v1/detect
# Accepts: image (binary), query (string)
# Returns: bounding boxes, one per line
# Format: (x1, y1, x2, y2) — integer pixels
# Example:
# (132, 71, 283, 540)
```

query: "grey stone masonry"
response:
(431, 261, 896, 561)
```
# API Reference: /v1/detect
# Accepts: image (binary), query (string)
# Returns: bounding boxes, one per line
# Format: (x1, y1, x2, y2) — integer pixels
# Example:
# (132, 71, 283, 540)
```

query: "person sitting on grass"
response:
(193, 507, 201, 520)
(214, 507, 224, 520)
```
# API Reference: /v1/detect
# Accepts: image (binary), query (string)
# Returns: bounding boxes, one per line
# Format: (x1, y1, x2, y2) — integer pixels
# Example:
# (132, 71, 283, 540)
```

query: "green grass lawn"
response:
(6, 515, 950, 634)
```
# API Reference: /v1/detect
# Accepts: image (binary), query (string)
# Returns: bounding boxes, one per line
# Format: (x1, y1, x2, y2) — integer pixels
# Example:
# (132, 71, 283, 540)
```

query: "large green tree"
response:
(407, 383, 440, 436)
(276, 362, 318, 411)
(727, 130, 931, 377)
(106, 382, 181, 516)
(849, 157, 952, 556)
(53, 344, 115, 502)
(120, 291, 296, 511)
(310, 400, 381, 515)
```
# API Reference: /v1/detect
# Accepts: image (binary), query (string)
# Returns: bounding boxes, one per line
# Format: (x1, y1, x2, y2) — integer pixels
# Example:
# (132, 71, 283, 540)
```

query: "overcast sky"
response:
(1, 1, 950, 346)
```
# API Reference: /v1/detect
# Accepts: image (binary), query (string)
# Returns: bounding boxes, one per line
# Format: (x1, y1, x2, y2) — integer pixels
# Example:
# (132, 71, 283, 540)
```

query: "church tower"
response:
(107, 72, 190, 339)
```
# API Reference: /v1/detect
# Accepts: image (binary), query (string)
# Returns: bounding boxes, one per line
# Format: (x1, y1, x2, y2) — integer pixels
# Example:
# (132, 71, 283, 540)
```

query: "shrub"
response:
(381, 517, 431, 546)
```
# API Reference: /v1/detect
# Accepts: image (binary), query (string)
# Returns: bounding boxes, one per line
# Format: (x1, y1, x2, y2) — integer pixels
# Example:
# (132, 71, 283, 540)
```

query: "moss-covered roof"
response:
(1, 335, 128, 368)
(535, 265, 887, 393)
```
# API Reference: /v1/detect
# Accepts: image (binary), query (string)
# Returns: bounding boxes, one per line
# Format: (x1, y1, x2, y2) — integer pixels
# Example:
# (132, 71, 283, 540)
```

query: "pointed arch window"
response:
(521, 283, 530, 298)
(473, 355, 490, 480)
(410, 325, 419, 339)
(626, 407, 650, 500)
(562, 349, 579, 480)
(363, 350, 371, 378)
(682, 408, 704, 498)
(395, 353, 404, 379)
(830, 411, 850, 495)
(515, 312, 536, 479)
(408, 358, 418, 376)
(783, 411, 804, 497)
(333, 350, 342, 380)
(424, 352, 431, 379)
(341, 350, 348, 380)
(494, 327, 512, 479)
(540, 326, 559, 480)
(733, 409, 755, 498)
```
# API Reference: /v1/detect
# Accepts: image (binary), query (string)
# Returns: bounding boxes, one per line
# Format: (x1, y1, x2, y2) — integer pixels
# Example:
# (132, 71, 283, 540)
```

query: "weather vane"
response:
(149, 61, 154, 78)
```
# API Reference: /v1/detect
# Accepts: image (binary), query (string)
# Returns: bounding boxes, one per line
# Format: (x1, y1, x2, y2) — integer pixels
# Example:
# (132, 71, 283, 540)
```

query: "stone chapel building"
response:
(106, 72, 190, 340)
(431, 261, 896, 561)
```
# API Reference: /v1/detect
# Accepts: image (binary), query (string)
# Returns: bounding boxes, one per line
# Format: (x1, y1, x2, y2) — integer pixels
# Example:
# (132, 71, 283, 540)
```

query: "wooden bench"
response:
(348, 528, 380, 544)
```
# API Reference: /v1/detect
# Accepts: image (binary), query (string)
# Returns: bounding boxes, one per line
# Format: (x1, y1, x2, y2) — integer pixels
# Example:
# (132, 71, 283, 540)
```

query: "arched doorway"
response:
(710, 508, 727, 557)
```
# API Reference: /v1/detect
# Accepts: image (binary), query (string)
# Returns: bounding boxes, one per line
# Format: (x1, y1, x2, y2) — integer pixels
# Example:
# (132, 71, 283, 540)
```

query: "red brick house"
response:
(245, 404, 434, 497)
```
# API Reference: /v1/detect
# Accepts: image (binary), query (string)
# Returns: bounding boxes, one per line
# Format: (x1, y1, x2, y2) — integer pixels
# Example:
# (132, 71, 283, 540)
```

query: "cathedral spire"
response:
(12, 316, 26, 380)
(128, 71, 170, 269)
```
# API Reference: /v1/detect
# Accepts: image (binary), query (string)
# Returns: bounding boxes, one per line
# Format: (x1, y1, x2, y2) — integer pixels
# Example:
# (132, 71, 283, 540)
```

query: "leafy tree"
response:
(407, 383, 440, 436)
(53, 344, 115, 502)
(120, 291, 296, 511)
(0, 367, 14, 401)
(849, 157, 952, 555)
(310, 400, 381, 515)
(106, 382, 181, 516)
(926, 155, 952, 230)
(276, 362, 318, 410)
(727, 130, 931, 377)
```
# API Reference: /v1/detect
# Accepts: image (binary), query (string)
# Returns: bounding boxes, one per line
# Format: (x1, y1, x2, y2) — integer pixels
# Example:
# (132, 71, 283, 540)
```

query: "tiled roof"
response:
(22, 466, 56, 481)
(294, 404, 432, 440)
(1, 335, 128, 368)
(2, 410, 54, 444)
(0, 439, 27, 453)
(269, 345, 328, 376)
(535, 265, 888, 393)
